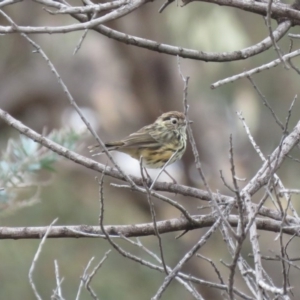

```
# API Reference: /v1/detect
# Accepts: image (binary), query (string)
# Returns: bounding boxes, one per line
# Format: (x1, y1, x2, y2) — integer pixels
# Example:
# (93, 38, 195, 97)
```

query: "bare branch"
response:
(0, 0, 22, 8)
(247, 76, 284, 131)
(111, 182, 196, 222)
(178, 59, 237, 238)
(29, 218, 58, 300)
(265, 0, 289, 69)
(152, 218, 222, 300)
(73, 14, 291, 62)
(46, 0, 128, 14)
(243, 193, 264, 299)
(149, 149, 179, 190)
(211, 48, 300, 89)
(158, 0, 174, 13)
(237, 110, 300, 220)
(124, 238, 205, 299)
(82, 250, 112, 300)
(51, 260, 65, 300)
(73, 11, 97, 55)
(0, 214, 299, 239)
(229, 135, 245, 237)
(190, 0, 300, 23)
(121, 237, 253, 299)
(75, 257, 95, 300)
(139, 159, 169, 274)
(196, 254, 225, 284)
(239, 114, 300, 196)
(1, 0, 149, 34)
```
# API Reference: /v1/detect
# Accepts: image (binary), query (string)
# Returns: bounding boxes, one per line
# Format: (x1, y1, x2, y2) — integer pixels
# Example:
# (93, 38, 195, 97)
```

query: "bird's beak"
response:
(188, 120, 193, 124)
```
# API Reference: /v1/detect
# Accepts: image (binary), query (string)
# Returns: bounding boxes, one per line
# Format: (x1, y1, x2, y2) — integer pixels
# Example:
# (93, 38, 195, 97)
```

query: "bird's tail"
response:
(88, 141, 124, 156)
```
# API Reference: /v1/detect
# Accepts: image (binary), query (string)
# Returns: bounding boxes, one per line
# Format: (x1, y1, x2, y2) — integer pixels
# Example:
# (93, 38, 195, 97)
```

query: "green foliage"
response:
(0, 128, 85, 213)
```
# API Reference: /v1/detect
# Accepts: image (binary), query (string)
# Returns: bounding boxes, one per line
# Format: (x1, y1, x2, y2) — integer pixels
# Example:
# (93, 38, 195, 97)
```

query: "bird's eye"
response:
(171, 118, 178, 125)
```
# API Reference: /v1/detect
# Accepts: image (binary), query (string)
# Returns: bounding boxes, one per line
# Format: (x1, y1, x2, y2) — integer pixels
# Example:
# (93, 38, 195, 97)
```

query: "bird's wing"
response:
(89, 125, 161, 152)
(120, 130, 161, 149)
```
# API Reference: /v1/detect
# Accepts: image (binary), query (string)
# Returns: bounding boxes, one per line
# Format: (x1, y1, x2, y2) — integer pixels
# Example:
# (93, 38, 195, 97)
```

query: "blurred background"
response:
(1, 0, 300, 299)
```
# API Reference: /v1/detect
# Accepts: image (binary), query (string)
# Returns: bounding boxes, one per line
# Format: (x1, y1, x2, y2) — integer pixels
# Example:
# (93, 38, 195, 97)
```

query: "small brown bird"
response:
(89, 111, 191, 182)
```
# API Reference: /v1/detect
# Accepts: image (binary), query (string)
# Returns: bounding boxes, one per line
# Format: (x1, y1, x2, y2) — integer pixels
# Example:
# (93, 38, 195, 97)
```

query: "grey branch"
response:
(75, 17, 292, 63)
(0, 1, 292, 63)
(0, 215, 299, 240)
(211, 48, 300, 88)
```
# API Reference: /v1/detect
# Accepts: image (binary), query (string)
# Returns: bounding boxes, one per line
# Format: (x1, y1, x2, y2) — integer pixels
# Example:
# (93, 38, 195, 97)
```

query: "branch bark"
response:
(0, 215, 299, 240)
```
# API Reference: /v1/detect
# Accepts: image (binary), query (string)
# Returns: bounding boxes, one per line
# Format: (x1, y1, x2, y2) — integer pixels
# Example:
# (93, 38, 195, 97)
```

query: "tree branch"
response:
(75, 17, 292, 62)
(0, 215, 299, 240)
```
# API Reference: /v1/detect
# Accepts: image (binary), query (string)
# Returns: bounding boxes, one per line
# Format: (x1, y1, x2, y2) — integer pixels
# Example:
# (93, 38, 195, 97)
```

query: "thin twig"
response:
(46, 0, 128, 14)
(124, 237, 205, 299)
(196, 254, 224, 284)
(158, 0, 174, 13)
(111, 183, 196, 223)
(121, 236, 253, 299)
(211, 47, 300, 89)
(7, 0, 149, 33)
(139, 158, 169, 274)
(73, 11, 97, 55)
(177, 57, 236, 237)
(29, 218, 58, 300)
(247, 76, 284, 130)
(83, 250, 112, 300)
(229, 135, 245, 237)
(149, 149, 179, 190)
(265, 0, 289, 69)
(152, 218, 221, 300)
(243, 192, 264, 299)
(52, 260, 65, 300)
(75, 257, 95, 300)
(287, 39, 300, 75)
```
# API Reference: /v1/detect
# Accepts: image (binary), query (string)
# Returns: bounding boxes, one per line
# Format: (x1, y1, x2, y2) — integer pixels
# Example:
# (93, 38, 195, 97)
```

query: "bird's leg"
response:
(163, 169, 177, 184)
(143, 167, 153, 185)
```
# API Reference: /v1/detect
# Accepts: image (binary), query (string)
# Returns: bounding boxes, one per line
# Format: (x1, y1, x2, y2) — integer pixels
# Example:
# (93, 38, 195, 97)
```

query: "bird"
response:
(89, 111, 192, 183)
